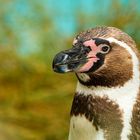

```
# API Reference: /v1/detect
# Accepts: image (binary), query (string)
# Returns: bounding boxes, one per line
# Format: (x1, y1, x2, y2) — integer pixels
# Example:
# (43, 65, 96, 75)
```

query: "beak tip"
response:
(52, 62, 70, 73)
(52, 52, 71, 73)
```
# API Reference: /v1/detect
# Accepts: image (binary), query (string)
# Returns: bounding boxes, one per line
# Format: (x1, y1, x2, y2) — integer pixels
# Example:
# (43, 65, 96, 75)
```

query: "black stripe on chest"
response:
(70, 93, 123, 140)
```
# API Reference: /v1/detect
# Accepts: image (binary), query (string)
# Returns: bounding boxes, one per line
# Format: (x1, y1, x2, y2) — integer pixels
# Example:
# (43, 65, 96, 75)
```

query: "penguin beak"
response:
(53, 46, 88, 73)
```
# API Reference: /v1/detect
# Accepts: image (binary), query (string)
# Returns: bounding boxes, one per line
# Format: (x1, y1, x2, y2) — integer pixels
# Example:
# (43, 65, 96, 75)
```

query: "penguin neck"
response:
(75, 73, 140, 140)
(76, 76, 139, 109)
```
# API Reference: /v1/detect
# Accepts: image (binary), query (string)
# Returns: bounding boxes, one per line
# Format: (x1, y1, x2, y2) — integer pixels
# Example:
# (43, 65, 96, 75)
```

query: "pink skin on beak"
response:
(78, 39, 101, 72)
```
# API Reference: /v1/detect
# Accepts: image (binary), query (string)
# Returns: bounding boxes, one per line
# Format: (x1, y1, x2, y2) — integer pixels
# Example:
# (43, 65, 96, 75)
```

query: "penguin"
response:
(52, 26, 140, 140)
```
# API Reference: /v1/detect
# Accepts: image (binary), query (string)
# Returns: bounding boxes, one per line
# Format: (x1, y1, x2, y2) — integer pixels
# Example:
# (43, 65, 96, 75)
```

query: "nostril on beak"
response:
(62, 53, 69, 61)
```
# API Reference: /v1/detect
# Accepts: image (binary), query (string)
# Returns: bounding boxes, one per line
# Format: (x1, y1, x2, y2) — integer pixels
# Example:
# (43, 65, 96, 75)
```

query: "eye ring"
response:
(101, 45, 110, 54)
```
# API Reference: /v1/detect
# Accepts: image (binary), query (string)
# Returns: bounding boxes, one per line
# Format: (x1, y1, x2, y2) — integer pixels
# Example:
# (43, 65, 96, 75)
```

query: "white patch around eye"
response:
(98, 44, 110, 54)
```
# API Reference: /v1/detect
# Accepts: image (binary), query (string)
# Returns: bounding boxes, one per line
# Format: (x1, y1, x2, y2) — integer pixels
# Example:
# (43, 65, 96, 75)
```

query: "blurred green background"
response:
(0, 0, 140, 140)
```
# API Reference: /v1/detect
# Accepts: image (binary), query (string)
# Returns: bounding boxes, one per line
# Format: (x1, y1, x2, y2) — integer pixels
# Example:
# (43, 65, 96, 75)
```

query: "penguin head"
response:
(53, 26, 139, 87)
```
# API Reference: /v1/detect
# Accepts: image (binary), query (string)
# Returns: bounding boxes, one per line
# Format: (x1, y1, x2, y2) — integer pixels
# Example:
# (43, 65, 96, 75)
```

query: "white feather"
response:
(68, 115, 104, 140)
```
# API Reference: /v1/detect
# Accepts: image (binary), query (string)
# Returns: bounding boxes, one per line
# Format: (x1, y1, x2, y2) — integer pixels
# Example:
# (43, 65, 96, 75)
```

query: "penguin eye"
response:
(101, 45, 110, 54)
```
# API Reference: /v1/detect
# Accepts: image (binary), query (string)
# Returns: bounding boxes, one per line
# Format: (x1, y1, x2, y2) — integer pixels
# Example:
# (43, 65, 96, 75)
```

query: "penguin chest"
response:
(68, 115, 104, 140)
(69, 94, 124, 140)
